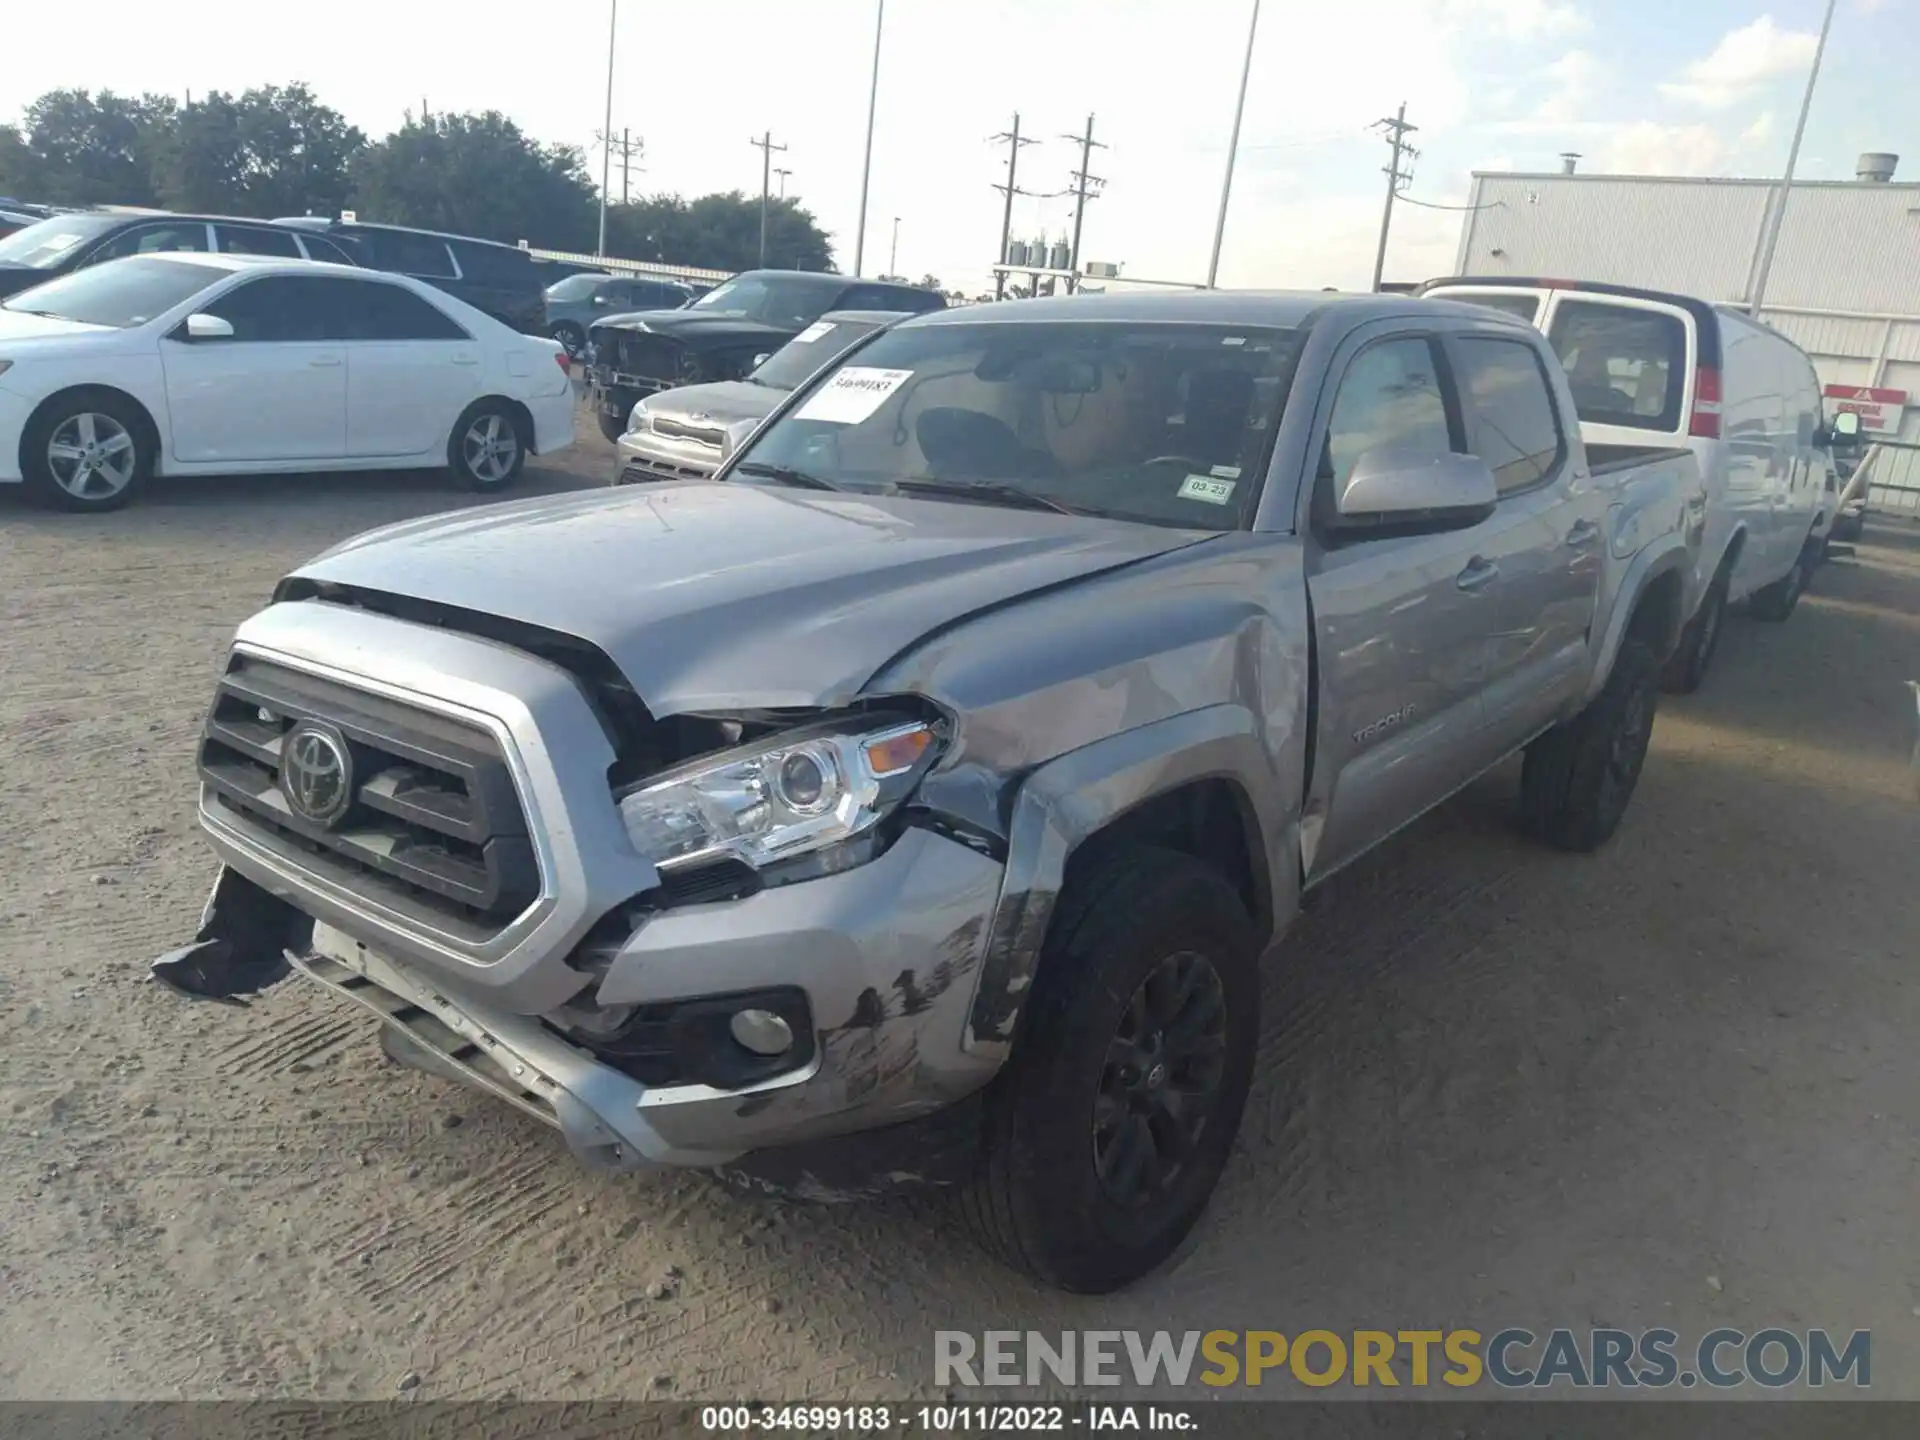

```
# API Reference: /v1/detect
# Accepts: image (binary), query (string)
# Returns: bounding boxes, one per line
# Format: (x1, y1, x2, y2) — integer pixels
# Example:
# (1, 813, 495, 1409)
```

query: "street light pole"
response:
(889, 216, 900, 276)
(853, 0, 885, 277)
(597, 0, 617, 257)
(1206, 0, 1261, 289)
(1749, 0, 1838, 317)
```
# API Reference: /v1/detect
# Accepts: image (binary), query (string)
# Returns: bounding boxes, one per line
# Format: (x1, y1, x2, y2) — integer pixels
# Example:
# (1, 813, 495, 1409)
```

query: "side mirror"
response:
(1827, 410, 1863, 450)
(183, 312, 235, 340)
(751, 353, 772, 369)
(1332, 448, 1498, 532)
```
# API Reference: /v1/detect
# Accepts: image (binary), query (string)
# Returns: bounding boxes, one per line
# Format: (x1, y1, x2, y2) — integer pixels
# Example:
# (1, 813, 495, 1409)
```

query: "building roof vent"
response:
(1857, 152, 1898, 183)
(1560, 152, 1581, 175)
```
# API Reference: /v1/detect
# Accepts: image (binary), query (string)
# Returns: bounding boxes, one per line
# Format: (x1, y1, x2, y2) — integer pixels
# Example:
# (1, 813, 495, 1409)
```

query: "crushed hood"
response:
(588, 309, 793, 348)
(291, 483, 1208, 714)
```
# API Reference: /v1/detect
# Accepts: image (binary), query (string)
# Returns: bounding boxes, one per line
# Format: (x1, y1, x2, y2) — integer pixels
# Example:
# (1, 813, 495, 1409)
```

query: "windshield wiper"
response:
(893, 477, 1080, 516)
(731, 461, 841, 491)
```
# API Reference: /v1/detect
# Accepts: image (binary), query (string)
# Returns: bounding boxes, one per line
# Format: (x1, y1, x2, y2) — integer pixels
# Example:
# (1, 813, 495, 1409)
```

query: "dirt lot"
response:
(3, 420, 1919, 1404)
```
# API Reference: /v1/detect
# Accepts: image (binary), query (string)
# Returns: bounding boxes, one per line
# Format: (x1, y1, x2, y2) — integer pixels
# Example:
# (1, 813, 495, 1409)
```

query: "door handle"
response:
(1456, 556, 1499, 592)
(308, 354, 342, 368)
(451, 353, 478, 366)
(1565, 518, 1601, 549)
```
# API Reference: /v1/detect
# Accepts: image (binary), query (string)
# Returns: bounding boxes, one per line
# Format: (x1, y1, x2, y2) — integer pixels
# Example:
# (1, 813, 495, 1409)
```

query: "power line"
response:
(1370, 101, 1419, 293)
(596, 128, 645, 205)
(750, 131, 789, 267)
(1062, 113, 1107, 294)
(989, 114, 1040, 301)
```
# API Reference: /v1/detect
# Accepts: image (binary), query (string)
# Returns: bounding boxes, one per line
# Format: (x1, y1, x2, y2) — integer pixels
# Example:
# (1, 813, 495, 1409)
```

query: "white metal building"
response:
(1450, 161, 1920, 511)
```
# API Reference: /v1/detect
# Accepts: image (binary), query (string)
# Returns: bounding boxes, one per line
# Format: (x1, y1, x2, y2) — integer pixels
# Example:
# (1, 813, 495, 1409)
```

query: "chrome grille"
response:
(199, 655, 539, 941)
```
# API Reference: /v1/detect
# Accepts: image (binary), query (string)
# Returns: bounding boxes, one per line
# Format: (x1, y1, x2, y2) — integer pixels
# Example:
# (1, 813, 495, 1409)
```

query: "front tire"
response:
(1661, 572, 1727, 694)
(958, 847, 1259, 1293)
(551, 321, 585, 359)
(1519, 638, 1660, 852)
(21, 391, 153, 512)
(447, 401, 528, 493)
(596, 408, 628, 444)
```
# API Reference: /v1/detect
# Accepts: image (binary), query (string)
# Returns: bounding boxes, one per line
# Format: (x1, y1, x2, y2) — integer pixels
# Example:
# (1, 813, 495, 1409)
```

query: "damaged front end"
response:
(149, 865, 308, 1002)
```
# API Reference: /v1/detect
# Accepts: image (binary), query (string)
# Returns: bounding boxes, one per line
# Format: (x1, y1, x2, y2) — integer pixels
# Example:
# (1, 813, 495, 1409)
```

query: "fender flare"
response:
(959, 703, 1298, 1061)
(1584, 536, 1694, 705)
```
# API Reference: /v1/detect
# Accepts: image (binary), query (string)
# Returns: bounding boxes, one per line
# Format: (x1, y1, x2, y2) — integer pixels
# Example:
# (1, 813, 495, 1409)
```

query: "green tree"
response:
(15, 89, 177, 206)
(606, 190, 833, 273)
(0, 125, 35, 198)
(156, 84, 363, 217)
(349, 111, 595, 250)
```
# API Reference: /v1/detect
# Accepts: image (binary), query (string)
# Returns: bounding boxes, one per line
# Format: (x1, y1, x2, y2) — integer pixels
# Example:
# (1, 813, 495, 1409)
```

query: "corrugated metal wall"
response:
(1456, 172, 1920, 512)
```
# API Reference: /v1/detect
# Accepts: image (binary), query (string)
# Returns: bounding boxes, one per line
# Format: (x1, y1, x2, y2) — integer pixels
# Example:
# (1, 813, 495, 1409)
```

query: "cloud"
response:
(1532, 49, 1606, 124)
(1443, 0, 1590, 38)
(1601, 121, 1732, 174)
(1661, 16, 1819, 109)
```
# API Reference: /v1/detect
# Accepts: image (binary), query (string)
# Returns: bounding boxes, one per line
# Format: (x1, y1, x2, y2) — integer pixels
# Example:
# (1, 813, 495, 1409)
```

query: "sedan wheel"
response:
(447, 403, 528, 493)
(48, 412, 139, 502)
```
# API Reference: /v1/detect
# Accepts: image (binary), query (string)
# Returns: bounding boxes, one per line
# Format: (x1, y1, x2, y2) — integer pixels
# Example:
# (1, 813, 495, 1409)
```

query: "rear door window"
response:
(90, 222, 211, 264)
(1453, 336, 1566, 494)
(358, 229, 458, 279)
(296, 234, 357, 266)
(1546, 300, 1687, 432)
(344, 279, 470, 341)
(212, 224, 303, 259)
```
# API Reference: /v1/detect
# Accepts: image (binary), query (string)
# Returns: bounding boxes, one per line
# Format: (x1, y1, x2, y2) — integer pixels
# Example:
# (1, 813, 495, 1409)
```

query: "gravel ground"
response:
(3, 417, 1918, 1404)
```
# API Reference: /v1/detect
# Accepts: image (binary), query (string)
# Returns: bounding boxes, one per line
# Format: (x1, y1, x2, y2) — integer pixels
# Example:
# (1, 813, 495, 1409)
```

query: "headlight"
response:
(617, 718, 937, 873)
(625, 401, 648, 436)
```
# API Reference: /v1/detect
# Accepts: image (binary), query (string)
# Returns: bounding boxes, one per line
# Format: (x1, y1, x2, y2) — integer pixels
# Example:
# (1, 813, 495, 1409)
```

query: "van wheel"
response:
(957, 847, 1259, 1293)
(1519, 639, 1660, 852)
(1661, 572, 1727, 694)
(21, 392, 153, 512)
(1748, 543, 1812, 622)
(448, 401, 526, 492)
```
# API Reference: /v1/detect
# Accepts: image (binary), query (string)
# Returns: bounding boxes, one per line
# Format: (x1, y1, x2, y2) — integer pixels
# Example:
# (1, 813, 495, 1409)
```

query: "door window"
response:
(343, 279, 470, 341)
(1459, 293, 1540, 323)
(1545, 301, 1686, 431)
(1453, 336, 1565, 494)
(296, 234, 358, 266)
(1322, 336, 1455, 490)
(199, 275, 350, 342)
(212, 224, 303, 258)
(357, 229, 458, 278)
(91, 222, 211, 264)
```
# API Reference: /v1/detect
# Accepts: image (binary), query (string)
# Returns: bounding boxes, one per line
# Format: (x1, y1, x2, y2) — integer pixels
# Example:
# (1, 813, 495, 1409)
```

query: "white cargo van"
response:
(1420, 277, 1838, 691)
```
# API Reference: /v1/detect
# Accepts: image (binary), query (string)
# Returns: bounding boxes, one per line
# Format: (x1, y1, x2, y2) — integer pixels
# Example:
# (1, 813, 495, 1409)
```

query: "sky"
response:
(2, 0, 1911, 293)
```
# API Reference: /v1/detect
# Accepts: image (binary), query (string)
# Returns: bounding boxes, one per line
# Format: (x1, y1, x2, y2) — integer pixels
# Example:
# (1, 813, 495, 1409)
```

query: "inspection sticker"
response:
(1178, 474, 1236, 504)
(791, 320, 836, 345)
(795, 366, 914, 424)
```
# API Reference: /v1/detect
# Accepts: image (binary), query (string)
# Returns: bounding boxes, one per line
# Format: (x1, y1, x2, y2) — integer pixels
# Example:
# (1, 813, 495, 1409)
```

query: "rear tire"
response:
(21, 391, 153, 512)
(551, 321, 585, 359)
(1748, 542, 1812, 622)
(1661, 572, 1726, 694)
(957, 846, 1260, 1293)
(447, 400, 527, 493)
(1519, 639, 1660, 852)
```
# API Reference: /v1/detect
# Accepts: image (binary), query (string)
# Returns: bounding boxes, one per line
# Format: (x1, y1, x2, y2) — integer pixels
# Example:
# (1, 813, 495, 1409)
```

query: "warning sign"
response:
(1822, 384, 1907, 434)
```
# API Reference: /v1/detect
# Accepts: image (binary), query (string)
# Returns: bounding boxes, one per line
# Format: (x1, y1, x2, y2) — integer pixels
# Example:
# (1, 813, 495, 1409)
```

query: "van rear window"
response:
(1546, 301, 1686, 432)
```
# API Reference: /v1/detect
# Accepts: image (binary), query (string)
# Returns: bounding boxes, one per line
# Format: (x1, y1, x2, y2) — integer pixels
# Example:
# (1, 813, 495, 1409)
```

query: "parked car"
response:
(0, 208, 45, 240)
(0, 211, 359, 302)
(546, 272, 696, 358)
(150, 290, 1701, 1293)
(583, 268, 945, 441)
(612, 310, 909, 484)
(274, 218, 547, 336)
(0, 253, 574, 511)
(1421, 277, 1844, 692)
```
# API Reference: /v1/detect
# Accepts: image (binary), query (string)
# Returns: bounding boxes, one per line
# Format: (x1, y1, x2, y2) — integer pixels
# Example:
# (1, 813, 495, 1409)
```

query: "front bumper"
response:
(0, 384, 32, 482)
(612, 430, 722, 485)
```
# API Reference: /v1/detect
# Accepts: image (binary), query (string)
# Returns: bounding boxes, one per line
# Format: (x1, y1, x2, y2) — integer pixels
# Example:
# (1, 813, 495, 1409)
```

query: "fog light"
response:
(729, 1008, 794, 1057)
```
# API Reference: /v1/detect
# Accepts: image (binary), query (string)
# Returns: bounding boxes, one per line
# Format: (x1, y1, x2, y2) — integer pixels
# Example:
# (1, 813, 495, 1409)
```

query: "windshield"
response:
(2, 256, 224, 328)
(0, 214, 118, 268)
(546, 273, 608, 301)
(748, 317, 888, 390)
(732, 320, 1302, 531)
(690, 275, 840, 328)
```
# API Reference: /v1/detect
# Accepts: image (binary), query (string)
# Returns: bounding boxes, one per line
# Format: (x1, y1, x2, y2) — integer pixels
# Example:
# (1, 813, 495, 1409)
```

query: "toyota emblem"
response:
(281, 722, 354, 827)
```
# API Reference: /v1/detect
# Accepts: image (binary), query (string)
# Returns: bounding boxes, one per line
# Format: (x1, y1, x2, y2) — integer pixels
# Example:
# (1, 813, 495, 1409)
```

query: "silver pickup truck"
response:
(154, 291, 1704, 1294)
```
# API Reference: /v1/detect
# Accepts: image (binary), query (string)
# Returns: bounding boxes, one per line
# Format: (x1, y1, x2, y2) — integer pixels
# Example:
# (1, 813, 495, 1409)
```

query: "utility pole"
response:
(596, 129, 645, 205)
(1207, 0, 1260, 288)
(1750, 0, 1838, 317)
(1062, 113, 1107, 294)
(1370, 102, 1418, 293)
(990, 114, 1039, 301)
(889, 217, 901, 277)
(775, 167, 792, 198)
(597, 0, 617, 257)
(750, 131, 788, 267)
(852, 0, 885, 276)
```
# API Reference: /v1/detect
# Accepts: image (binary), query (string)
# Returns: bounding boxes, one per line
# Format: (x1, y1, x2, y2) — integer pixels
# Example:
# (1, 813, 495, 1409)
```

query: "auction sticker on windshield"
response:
(1178, 475, 1236, 505)
(791, 320, 836, 345)
(795, 367, 914, 424)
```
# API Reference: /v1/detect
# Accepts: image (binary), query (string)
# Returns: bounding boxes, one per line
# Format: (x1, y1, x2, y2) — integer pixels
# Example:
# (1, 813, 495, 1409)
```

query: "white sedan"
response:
(0, 253, 576, 511)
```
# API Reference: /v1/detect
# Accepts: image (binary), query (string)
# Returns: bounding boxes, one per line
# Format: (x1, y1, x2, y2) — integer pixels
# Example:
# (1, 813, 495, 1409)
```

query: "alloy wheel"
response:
(462, 414, 519, 485)
(47, 412, 137, 500)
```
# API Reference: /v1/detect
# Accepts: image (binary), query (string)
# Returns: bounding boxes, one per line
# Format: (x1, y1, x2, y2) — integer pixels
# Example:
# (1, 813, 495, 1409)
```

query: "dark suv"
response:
(0, 211, 360, 301)
(583, 269, 945, 440)
(273, 218, 547, 334)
